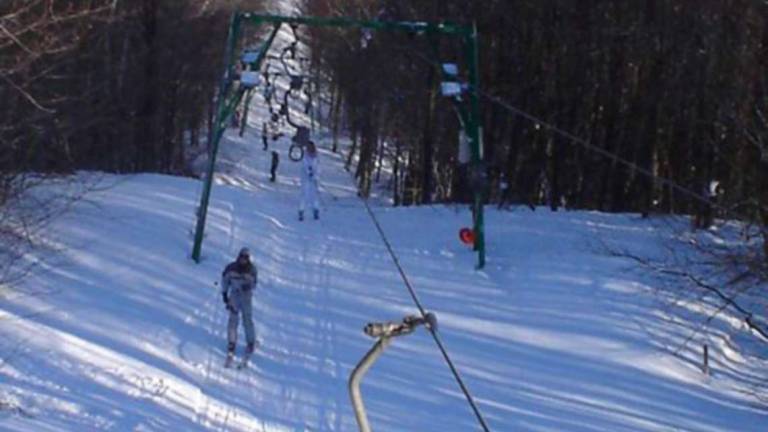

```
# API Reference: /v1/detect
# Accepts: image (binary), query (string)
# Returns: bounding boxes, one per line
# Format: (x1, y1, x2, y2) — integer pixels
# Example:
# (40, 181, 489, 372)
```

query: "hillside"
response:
(1, 123, 766, 431)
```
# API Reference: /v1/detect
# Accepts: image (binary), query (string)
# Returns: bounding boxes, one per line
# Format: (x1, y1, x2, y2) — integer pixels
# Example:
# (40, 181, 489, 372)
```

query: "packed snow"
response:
(1, 118, 766, 430)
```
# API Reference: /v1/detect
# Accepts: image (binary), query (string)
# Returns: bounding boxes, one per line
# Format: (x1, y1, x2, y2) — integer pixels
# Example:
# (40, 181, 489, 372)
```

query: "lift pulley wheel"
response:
(289, 144, 304, 162)
(459, 227, 475, 246)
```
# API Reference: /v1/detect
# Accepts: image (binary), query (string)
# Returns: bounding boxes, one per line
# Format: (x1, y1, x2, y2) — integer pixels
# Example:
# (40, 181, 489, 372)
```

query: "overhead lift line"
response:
(404, 44, 733, 216)
(359, 197, 492, 432)
(480, 92, 732, 214)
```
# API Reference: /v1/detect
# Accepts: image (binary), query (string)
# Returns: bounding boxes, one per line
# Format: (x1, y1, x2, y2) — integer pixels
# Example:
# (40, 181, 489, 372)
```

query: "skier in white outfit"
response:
(299, 140, 320, 221)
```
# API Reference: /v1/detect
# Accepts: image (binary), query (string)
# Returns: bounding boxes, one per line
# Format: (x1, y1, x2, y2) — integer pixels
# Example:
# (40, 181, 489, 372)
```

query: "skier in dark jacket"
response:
(221, 247, 257, 360)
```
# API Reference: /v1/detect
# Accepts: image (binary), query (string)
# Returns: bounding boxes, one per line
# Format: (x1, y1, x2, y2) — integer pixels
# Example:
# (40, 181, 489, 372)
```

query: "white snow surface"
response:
(2, 2, 768, 429)
(1, 123, 766, 430)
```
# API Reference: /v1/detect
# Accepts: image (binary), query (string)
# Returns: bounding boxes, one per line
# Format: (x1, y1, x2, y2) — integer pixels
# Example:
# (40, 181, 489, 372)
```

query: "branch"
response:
(0, 22, 36, 54)
(685, 270, 768, 340)
(0, 73, 55, 113)
(617, 249, 768, 343)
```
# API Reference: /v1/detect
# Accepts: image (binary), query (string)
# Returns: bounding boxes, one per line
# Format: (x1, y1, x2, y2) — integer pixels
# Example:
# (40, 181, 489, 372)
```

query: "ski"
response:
(224, 352, 235, 368)
(237, 353, 251, 369)
(237, 341, 259, 369)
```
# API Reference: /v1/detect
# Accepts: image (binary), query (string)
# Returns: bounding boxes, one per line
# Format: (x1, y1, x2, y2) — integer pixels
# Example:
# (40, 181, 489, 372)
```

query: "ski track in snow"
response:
(1, 117, 767, 431)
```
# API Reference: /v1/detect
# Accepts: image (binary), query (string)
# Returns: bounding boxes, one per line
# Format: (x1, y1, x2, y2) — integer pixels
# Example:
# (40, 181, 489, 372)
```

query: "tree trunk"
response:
(134, 0, 160, 171)
(375, 136, 385, 183)
(420, 67, 437, 204)
(331, 84, 342, 153)
(345, 126, 358, 172)
(393, 139, 401, 206)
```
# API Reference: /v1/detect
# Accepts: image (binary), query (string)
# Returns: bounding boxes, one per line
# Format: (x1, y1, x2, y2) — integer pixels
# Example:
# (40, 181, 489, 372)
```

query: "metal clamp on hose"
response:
(364, 313, 438, 338)
(350, 312, 438, 432)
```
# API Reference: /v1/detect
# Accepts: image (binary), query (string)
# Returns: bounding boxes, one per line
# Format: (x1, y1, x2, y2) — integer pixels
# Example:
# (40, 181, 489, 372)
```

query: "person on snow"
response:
(299, 140, 320, 221)
(270, 150, 279, 183)
(221, 247, 258, 358)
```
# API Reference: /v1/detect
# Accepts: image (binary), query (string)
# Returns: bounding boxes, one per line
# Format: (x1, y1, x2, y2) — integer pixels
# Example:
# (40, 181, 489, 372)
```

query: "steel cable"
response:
(359, 197, 492, 432)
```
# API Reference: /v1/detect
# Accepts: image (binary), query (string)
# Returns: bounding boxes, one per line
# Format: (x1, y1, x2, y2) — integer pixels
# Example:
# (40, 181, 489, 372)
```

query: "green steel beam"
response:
(192, 12, 242, 262)
(242, 13, 469, 36)
(253, 23, 282, 70)
(239, 89, 254, 137)
(192, 13, 486, 268)
(192, 18, 281, 262)
(237, 23, 283, 137)
(465, 23, 485, 269)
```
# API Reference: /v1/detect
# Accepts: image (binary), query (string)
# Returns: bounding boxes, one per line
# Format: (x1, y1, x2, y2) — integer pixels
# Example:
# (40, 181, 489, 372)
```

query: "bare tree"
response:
(0, 0, 266, 291)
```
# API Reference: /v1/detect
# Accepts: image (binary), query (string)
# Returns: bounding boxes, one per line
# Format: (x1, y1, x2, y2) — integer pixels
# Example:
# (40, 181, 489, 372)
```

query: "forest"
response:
(303, 1, 768, 291)
(3, 1, 766, 216)
(1, 1, 767, 289)
(0, 0, 766, 420)
(308, 1, 767, 219)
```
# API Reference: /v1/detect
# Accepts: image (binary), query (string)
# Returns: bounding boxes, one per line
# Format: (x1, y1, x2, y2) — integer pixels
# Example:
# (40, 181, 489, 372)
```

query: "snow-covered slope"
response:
(1, 118, 767, 431)
(2, 1, 767, 428)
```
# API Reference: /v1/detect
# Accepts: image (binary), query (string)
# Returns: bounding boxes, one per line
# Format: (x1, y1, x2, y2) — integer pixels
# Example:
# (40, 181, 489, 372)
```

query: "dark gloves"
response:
(222, 292, 233, 312)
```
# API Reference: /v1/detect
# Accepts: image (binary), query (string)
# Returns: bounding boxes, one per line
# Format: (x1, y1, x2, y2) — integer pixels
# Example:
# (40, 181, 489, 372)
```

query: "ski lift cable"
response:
(359, 197, 492, 432)
(403, 45, 740, 217)
(483, 88, 768, 344)
(480, 91, 735, 215)
(281, 87, 302, 129)
(266, 24, 312, 135)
